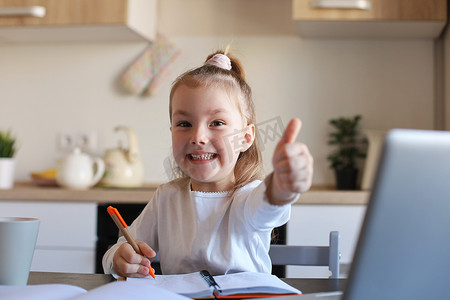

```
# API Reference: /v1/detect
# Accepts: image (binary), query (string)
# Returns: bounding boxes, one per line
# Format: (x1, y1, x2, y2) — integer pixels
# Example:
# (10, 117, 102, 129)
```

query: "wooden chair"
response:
(269, 231, 340, 278)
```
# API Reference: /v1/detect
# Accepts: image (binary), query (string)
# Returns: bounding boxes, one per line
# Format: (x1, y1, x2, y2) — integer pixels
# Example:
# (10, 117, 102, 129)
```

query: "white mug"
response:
(0, 217, 40, 285)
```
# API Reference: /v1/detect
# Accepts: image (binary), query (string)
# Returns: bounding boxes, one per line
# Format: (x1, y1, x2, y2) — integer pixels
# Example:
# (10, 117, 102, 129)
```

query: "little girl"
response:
(103, 50, 313, 277)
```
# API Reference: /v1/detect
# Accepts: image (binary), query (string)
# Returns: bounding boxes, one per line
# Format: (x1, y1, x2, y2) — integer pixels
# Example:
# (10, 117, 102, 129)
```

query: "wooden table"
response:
(1, 182, 369, 205)
(28, 272, 114, 291)
(28, 272, 347, 295)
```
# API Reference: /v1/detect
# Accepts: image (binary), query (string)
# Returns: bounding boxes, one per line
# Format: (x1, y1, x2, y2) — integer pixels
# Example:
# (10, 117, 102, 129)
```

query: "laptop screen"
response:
(345, 129, 450, 300)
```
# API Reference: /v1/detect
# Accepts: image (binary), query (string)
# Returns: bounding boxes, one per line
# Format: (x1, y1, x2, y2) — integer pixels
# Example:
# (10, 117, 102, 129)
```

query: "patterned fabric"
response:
(121, 34, 181, 97)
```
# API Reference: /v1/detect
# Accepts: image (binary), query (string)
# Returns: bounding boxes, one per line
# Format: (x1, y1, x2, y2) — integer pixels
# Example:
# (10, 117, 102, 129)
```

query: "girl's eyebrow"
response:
(173, 108, 227, 117)
(172, 110, 189, 117)
(209, 108, 227, 115)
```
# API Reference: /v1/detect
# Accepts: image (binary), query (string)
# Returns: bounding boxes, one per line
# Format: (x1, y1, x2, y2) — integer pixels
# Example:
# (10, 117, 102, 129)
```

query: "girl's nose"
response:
(190, 126, 208, 145)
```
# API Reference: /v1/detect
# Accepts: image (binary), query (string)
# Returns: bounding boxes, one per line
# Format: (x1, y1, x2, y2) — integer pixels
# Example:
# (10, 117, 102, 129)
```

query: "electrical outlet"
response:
(58, 132, 77, 152)
(76, 131, 98, 153)
(57, 131, 98, 152)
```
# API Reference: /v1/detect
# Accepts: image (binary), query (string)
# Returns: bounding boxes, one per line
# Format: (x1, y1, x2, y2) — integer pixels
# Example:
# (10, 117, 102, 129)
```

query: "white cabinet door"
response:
(0, 201, 96, 273)
(32, 249, 96, 273)
(286, 205, 366, 278)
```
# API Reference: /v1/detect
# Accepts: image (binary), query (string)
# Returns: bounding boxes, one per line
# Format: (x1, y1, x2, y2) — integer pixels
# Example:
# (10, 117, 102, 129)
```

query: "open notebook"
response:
(0, 280, 189, 300)
(127, 271, 301, 299)
(1, 271, 300, 300)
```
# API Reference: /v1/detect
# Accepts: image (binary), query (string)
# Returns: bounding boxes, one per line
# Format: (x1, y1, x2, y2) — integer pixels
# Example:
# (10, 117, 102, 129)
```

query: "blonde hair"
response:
(169, 50, 264, 191)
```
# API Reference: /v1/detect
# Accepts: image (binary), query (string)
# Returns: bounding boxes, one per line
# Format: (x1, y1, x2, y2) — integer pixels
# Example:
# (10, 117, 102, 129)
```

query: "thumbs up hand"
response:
(267, 118, 313, 205)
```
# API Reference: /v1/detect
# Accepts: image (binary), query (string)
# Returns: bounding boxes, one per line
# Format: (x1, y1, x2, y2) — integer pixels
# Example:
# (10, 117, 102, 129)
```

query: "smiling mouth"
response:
(188, 153, 218, 161)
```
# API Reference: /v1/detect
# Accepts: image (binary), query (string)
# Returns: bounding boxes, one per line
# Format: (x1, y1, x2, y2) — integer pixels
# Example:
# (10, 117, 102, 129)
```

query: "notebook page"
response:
(213, 272, 301, 296)
(127, 272, 213, 298)
(74, 280, 190, 300)
(0, 284, 86, 300)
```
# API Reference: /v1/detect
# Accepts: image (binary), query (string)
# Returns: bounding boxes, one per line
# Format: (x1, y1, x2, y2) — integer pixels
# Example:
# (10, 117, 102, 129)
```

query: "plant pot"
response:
(0, 158, 15, 189)
(334, 167, 358, 190)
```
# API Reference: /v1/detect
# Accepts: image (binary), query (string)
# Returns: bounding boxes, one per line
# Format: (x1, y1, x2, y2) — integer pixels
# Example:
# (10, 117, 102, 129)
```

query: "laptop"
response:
(273, 128, 450, 300)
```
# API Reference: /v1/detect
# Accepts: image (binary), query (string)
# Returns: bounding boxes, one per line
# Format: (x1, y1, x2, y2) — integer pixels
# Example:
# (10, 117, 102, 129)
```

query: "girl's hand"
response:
(112, 241, 156, 278)
(268, 118, 313, 205)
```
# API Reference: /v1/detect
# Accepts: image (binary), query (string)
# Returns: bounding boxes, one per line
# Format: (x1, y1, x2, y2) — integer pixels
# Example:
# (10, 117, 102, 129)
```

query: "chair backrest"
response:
(269, 231, 340, 278)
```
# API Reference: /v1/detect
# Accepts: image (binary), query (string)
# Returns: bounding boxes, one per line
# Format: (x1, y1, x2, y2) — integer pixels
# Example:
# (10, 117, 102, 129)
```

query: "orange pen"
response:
(107, 206, 156, 279)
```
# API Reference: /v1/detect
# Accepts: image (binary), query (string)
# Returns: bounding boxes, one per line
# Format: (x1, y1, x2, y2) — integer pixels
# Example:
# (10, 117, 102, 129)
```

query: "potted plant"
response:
(0, 129, 17, 189)
(327, 115, 366, 190)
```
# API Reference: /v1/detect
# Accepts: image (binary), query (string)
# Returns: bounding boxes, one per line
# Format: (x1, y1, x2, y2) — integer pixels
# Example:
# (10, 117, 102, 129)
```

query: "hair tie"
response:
(205, 54, 232, 70)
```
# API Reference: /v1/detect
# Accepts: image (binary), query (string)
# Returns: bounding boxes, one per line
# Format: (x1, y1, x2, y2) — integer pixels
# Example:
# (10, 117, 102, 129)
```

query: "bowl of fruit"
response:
(30, 168, 59, 187)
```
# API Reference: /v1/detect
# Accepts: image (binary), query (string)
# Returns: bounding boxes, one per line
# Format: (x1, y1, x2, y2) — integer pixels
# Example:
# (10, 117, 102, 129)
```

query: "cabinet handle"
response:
(0, 6, 46, 18)
(310, 0, 371, 10)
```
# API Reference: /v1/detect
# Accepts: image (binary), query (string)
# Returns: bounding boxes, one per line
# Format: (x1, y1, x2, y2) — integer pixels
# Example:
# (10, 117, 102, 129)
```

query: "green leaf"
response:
(326, 115, 366, 170)
(0, 129, 17, 158)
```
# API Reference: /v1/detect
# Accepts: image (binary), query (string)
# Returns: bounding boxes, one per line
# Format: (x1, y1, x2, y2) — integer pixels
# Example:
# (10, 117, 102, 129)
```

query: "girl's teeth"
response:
(190, 153, 215, 160)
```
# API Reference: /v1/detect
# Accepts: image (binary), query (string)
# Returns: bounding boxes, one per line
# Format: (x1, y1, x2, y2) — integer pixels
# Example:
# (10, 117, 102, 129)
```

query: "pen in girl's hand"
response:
(107, 206, 156, 279)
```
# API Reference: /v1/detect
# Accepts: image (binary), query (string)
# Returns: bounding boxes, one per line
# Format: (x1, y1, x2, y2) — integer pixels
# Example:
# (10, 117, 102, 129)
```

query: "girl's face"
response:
(171, 84, 253, 192)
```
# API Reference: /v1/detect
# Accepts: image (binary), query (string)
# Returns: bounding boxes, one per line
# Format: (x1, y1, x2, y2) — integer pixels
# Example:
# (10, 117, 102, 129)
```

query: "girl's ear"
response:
(241, 124, 255, 152)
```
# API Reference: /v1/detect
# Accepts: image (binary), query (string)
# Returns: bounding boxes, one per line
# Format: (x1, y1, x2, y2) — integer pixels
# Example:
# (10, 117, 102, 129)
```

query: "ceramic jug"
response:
(56, 148, 105, 190)
(101, 126, 144, 188)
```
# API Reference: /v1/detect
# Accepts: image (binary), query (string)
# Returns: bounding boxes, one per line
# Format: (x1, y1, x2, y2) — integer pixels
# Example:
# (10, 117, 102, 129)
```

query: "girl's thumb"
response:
(280, 118, 302, 145)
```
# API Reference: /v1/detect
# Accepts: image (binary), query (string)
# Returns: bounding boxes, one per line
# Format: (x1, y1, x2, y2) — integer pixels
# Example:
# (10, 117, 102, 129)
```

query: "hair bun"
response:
(204, 54, 232, 70)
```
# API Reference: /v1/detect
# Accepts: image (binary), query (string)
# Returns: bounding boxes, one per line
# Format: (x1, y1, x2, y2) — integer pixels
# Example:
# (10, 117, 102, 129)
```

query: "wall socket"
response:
(58, 131, 98, 153)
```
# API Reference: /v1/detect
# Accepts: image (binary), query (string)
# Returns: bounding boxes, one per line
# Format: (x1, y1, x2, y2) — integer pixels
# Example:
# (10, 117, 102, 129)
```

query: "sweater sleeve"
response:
(102, 232, 126, 274)
(102, 188, 160, 274)
(242, 174, 300, 231)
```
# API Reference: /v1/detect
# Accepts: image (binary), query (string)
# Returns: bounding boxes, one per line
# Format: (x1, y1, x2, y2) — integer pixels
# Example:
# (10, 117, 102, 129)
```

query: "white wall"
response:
(0, 0, 435, 186)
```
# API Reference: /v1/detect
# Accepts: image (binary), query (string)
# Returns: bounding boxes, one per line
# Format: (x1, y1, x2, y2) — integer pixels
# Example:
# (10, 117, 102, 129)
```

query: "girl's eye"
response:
(176, 121, 191, 127)
(210, 120, 225, 127)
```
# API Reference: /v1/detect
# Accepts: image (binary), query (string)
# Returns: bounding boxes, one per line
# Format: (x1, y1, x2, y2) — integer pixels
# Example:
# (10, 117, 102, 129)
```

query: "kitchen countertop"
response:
(0, 182, 369, 205)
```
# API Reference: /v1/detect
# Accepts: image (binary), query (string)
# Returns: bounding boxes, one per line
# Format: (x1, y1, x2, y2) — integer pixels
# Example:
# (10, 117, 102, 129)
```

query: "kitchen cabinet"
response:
(0, 0, 157, 43)
(286, 204, 366, 278)
(293, 0, 447, 38)
(0, 201, 97, 273)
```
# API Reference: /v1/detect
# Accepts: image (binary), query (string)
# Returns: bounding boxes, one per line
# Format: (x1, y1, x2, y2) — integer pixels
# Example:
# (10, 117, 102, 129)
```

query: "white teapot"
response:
(56, 148, 105, 190)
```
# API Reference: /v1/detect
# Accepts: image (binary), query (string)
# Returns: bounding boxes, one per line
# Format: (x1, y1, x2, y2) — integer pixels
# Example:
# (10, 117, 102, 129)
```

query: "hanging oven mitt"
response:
(121, 33, 181, 97)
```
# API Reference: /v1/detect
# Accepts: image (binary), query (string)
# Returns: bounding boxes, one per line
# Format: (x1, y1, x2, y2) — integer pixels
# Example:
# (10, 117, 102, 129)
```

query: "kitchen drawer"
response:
(0, 201, 96, 248)
(32, 248, 95, 273)
(286, 205, 366, 278)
